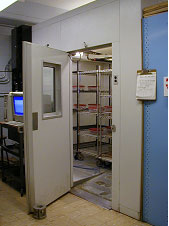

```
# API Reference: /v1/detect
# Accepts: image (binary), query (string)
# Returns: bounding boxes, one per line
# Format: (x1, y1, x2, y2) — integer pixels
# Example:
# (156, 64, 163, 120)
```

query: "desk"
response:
(0, 121, 24, 196)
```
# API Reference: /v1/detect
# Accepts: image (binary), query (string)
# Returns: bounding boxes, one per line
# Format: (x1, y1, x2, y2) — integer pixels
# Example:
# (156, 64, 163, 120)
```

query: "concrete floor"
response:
(0, 180, 151, 226)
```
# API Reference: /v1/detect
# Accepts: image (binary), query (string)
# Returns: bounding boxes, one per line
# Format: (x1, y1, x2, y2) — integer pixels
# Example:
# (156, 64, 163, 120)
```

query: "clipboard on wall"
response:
(136, 69, 157, 100)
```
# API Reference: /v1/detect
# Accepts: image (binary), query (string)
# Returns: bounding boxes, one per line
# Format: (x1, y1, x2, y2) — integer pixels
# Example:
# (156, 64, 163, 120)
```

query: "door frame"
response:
(23, 41, 120, 212)
(68, 42, 120, 211)
(111, 42, 120, 211)
(69, 56, 74, 188)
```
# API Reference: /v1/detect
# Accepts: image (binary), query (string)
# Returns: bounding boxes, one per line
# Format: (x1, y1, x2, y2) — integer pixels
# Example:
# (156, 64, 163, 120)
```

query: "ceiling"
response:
(26, 0, 96, 11)
(0, 0, 96, 27)
(94, 47, 112, 55)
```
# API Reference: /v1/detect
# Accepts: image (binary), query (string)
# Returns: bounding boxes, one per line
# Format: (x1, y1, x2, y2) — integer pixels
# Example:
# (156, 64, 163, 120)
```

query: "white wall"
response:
(33, 0, 119, 51)
(32, 0, 142, 220)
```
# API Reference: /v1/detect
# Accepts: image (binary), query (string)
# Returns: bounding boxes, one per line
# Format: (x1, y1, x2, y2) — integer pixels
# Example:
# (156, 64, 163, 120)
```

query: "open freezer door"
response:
(23, 42, 71, 212)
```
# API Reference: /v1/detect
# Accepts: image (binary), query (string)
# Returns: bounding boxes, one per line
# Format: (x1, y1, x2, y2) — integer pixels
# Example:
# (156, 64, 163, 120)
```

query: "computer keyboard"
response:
(6, 121, 24, 127)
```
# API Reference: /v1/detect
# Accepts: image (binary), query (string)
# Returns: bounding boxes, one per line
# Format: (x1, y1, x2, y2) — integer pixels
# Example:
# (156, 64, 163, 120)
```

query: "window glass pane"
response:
(42, 63, 61, 118)
(43, 67, 55, 113)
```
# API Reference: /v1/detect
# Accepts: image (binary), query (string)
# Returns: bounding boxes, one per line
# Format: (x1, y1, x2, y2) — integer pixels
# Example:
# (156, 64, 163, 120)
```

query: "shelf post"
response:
(76, 61, 80, 154)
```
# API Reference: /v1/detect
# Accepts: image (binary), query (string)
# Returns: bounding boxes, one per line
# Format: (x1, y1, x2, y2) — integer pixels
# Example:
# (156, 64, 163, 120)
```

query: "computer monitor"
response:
(12, 92, 23, 122)
(4, 92, 24, 122)
(13, 96, 23, 116)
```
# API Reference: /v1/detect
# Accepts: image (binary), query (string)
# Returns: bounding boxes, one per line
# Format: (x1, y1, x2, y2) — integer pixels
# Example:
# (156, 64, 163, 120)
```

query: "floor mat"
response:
(79, 171, 112, 201)
(73, 153, 106, 184)
(72, 171, 112, 209)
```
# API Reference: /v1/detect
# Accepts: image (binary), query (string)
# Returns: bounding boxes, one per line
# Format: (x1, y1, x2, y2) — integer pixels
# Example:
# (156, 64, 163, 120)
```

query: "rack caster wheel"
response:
(2, 177, 7, 182)
(104, 161, 110, 166)
(20, 189, 24, 197)
(103, 161, 111, 168)
(96, 159, 103, 167)
(74, 152, 84, 161)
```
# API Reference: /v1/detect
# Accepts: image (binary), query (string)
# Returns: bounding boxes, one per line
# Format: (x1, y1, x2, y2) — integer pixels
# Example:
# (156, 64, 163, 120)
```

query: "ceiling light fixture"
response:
(75, 52, 83, 57)
(0, 0, 18, 12)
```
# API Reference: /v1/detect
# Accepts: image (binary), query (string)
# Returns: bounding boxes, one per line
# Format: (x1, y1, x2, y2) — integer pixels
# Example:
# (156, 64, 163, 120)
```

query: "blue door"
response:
(142, 12, 168, 226)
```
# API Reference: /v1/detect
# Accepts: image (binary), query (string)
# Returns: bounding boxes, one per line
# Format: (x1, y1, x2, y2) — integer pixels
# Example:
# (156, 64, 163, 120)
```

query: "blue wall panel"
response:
(143, 13, 168, 226)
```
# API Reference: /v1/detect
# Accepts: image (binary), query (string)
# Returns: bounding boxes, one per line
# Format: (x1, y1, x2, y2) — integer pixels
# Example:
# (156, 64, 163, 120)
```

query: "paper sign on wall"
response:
(136, 70, 156, 100)
(164, 77, 168, 97)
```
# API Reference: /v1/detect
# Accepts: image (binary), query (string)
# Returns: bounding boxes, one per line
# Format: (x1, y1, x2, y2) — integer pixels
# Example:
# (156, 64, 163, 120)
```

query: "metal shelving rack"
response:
(73, 61, 98, 160)
(73, 63, 112, 164)
(98, 66, 112, 165)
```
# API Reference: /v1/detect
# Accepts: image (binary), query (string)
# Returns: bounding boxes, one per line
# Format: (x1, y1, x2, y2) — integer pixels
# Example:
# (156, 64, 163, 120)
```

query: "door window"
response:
(42, 62, 61, 119)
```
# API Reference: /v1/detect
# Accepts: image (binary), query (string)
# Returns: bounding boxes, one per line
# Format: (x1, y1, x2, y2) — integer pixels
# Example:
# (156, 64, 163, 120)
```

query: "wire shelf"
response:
(73, 69, 112, 76)
(79, 70, 98, 75)
(73, 90, 97, 93)
(80, 148, 98, 157)
(100, 69, 112, 75)
(73, 109, 112, 117)
(101, 134, 112, 139)
(99, 114, 112, 119)
(100, 95, 112, 98)
(80, 130, 112, 139)
(80, 130, 98, 138)
(98, 155, 112, 163)
(73, 109, 98, 115)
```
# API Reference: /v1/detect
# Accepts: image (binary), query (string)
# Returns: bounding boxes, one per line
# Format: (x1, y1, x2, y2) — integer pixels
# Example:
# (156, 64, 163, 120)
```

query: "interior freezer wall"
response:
(32, 0, 142, 220)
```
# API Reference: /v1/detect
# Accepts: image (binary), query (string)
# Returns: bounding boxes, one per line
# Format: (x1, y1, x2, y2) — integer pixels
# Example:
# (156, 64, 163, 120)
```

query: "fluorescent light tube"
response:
(0, 0, 18, 12)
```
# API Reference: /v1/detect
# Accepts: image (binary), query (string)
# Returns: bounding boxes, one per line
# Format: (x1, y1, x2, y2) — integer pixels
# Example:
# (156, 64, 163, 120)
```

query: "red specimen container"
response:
(72, 85, 85, 91)
(89, 128, 103, 135)
(88, 86, 97, 91)
(74, 104, 86, 110)
(88, 104, 104, 112)
(105, 126, 112, 134)
(88, 104, 99, 112)
(104, 106, 112, 112)
(88, 104, 99, 108)
(88, 106, 97, 113)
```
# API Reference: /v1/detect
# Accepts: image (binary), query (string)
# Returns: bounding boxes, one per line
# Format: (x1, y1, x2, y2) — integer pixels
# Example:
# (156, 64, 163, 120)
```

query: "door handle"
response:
(32, 112, 38, 131)
(112, 125, 116, 132)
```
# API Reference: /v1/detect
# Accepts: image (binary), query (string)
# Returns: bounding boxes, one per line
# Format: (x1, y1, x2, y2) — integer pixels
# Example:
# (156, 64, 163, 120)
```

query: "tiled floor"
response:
(0, 180, 151, 226)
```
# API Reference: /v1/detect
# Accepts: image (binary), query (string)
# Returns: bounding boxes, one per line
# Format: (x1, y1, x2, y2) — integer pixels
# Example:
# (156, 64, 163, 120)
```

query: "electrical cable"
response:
(0, 74, 6, 79)
(0, 59, 12, 84)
